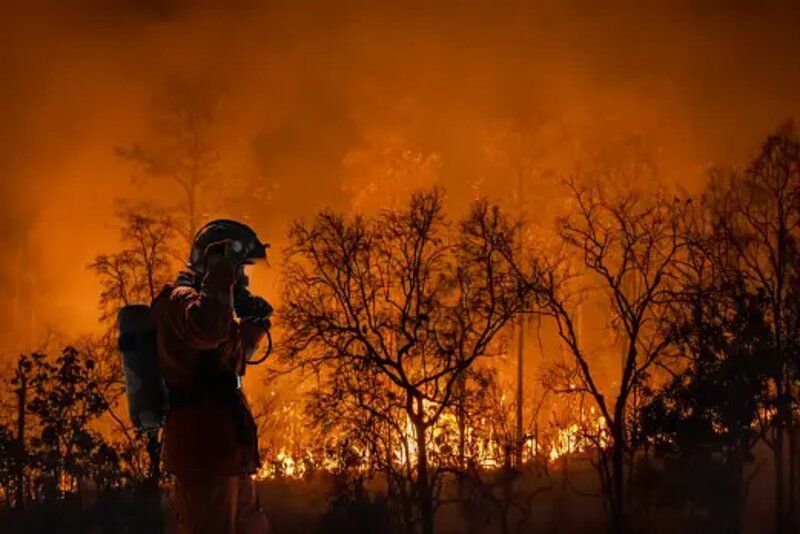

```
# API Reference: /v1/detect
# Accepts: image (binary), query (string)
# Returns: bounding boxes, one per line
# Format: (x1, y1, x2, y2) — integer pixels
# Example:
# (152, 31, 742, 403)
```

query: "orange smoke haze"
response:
(0, 0, 798, 358)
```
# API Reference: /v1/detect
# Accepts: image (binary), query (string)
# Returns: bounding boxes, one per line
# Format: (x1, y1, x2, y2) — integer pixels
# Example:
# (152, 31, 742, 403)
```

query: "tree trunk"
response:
(456, 378, 467, 519)
(790, 423, 797, 527)
(609, 424, 626, 534)
(457, 372, 466, 471)
(15, 359, 26, 510)
(730, 449, 745, 534)
(516, 316, 524, 468)
(775, 376, 788, 533)
(187, 187, 197, 244)
(414, 417, 434, 534)
(773, 287, 790, 533)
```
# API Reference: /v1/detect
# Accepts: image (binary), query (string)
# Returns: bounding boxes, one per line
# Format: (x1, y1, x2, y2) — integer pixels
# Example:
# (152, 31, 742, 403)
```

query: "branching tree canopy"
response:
(87, 207, 178, 487)
(89, 208, 176, 323)
(703, 123, 800, 532)
(524, 178, 690, 532)
(116, 81, 221, 243)
(279, 189, 536, 534)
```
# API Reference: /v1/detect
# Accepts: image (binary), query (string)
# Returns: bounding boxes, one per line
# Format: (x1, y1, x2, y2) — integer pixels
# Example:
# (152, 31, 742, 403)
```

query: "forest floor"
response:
(0, 445, 778, 533)
(254, 447, 776, 534)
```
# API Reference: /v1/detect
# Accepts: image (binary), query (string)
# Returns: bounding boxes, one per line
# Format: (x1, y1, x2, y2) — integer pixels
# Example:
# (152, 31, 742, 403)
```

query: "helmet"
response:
(187, 219, 269, 272)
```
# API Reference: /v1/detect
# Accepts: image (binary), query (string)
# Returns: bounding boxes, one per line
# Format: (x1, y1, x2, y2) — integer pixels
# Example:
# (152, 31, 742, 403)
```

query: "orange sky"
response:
(0, 0, 798, 357)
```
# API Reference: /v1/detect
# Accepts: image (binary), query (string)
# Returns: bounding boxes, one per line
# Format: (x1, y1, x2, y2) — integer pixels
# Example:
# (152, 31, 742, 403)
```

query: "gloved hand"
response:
(204, 240, 236, 270)
(234, 290, 274, 325)
(200, 240, 237, 306)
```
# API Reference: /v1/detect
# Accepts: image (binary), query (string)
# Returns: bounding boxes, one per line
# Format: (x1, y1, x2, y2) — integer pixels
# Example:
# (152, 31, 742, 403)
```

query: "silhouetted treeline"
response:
(0, 124, 798, 534)
(0, 347, 162, 532)
(276, 123, 800, 533)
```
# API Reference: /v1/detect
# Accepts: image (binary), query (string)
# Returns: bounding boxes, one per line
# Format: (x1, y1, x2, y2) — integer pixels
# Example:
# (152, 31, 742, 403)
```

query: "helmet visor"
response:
(242, 239, 269, 263)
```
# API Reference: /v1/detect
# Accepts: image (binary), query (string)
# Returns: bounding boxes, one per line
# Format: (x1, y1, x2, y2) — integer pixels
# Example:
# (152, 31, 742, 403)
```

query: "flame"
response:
(546, 416, 609, 462)
(256, 448, 305, 479)
(254, 405, 610, 480)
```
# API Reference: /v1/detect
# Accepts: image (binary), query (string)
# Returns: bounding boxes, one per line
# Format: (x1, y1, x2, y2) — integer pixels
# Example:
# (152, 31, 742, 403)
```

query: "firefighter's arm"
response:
(166, 257, 236, 350)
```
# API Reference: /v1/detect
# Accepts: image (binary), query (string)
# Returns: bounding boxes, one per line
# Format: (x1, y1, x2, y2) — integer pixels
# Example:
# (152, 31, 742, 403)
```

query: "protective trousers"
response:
(174, 474, 270, 534)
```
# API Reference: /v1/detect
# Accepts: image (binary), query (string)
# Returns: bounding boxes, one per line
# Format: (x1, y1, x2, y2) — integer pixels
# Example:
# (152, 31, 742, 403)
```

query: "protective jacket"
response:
(152, 260, 264, 476)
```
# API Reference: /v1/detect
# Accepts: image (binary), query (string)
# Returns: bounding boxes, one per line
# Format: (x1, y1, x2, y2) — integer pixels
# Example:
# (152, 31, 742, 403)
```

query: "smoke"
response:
(0, 0, 798, 350)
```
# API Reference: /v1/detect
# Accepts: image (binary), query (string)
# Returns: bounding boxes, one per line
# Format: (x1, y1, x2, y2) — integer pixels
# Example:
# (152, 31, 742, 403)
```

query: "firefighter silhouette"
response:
(152, 219, 272, 534)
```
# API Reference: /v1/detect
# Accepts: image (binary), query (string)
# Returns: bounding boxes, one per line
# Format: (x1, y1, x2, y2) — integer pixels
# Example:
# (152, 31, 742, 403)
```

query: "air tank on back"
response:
(117, 304, 168, 431)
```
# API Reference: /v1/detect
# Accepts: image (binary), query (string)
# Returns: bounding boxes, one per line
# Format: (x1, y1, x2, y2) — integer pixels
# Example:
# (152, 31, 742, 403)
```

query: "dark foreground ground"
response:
(257, 465, 774, 534)
(0, 445, 779, 533)
(204, 443, 778, 534)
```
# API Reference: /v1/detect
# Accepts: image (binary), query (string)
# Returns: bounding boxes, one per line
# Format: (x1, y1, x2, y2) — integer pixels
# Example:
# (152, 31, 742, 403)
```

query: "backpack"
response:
(117, 304, 168, 431)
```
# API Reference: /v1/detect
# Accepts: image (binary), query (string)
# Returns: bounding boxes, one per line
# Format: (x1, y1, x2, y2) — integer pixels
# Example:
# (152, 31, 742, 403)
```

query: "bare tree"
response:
(87, 206, 175, 423)
(116, 81, 221, 243)
(88, 207, 177, 488)
(279, 189, 534, 534)
(89, 207, 176, 321)
(525, 179, 688, 532)
(706, 123, 800, 532)
(629, 189, 774, 531)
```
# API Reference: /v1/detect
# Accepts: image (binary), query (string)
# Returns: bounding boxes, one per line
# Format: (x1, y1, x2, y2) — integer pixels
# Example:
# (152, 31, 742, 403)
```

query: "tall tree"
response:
(279, 189, 535, 534)
(706, 123, 800, 532)
(116, 81, 221, 243)
(526, 179, 688, 533)
(637, 196, 773, 531)
(88, 207, 176, 488)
